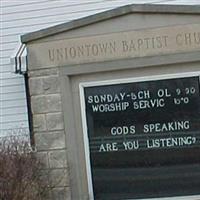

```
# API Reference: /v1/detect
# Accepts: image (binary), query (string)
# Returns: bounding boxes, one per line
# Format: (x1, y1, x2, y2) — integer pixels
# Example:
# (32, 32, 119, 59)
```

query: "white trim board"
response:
(139, 195, 200, 200)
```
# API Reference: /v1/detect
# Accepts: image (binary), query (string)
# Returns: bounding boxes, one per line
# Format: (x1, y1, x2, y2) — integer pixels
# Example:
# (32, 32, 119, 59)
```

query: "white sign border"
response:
(79, 71, 200, 200)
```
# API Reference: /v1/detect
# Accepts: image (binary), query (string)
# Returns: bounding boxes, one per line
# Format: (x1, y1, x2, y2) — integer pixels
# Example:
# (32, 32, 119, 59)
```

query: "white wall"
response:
(1, 0, 200, 136)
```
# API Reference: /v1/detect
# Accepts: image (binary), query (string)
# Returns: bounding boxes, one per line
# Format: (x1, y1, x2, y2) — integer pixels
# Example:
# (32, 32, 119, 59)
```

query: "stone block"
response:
(49, 169, 69, 187)
(31, 94, 62, 114)
(33, 114, 47, 132)
(34, 131, 66, 151)
(46, 94, 62, 113)
(49, 150, 68, 168)
(43, 75, 60, 94)
(29, 68, 59, 77)
(36, 151, 49, 168)
(40, 191, 52, 200)
(38, 169, 51, 198)
(31, 95, 47, 114)
(52, 187, 71, 200)
(29, 77, 43, 95)
(46, 112, 64, 131)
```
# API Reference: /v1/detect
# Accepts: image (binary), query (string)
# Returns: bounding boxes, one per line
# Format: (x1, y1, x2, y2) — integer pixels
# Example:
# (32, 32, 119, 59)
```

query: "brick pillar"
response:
(28, 68, 71, 200)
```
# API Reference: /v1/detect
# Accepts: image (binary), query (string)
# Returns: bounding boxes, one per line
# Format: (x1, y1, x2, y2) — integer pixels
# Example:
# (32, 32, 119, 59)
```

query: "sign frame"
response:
(79, 71, 200, 200)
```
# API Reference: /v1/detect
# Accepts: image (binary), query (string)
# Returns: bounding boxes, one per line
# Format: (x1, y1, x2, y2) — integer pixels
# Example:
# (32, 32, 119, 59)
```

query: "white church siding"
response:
(1, 0, 200, 136)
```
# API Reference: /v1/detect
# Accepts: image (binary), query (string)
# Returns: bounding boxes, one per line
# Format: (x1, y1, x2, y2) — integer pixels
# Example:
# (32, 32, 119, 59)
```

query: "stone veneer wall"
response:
(28, 67, 71, 200)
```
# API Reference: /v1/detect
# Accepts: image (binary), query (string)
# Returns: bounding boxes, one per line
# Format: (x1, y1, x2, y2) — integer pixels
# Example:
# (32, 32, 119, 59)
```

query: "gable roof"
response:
(21, 4, 200, 43)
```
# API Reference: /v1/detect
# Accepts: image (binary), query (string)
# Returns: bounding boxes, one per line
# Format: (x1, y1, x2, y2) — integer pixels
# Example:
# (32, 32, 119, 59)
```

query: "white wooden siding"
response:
(1, 0, 200, 136)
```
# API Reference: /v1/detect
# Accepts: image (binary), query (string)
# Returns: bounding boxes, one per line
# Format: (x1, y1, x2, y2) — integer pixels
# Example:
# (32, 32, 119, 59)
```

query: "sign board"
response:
(81, 75, 200, 199)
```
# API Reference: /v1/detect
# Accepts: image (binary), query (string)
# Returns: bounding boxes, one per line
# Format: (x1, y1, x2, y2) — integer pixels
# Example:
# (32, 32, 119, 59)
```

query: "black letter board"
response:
(83, 76, 200, 200)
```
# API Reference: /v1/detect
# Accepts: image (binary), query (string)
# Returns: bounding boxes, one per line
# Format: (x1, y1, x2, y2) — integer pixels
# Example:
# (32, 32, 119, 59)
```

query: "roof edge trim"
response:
(21, 4, 200, 43)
